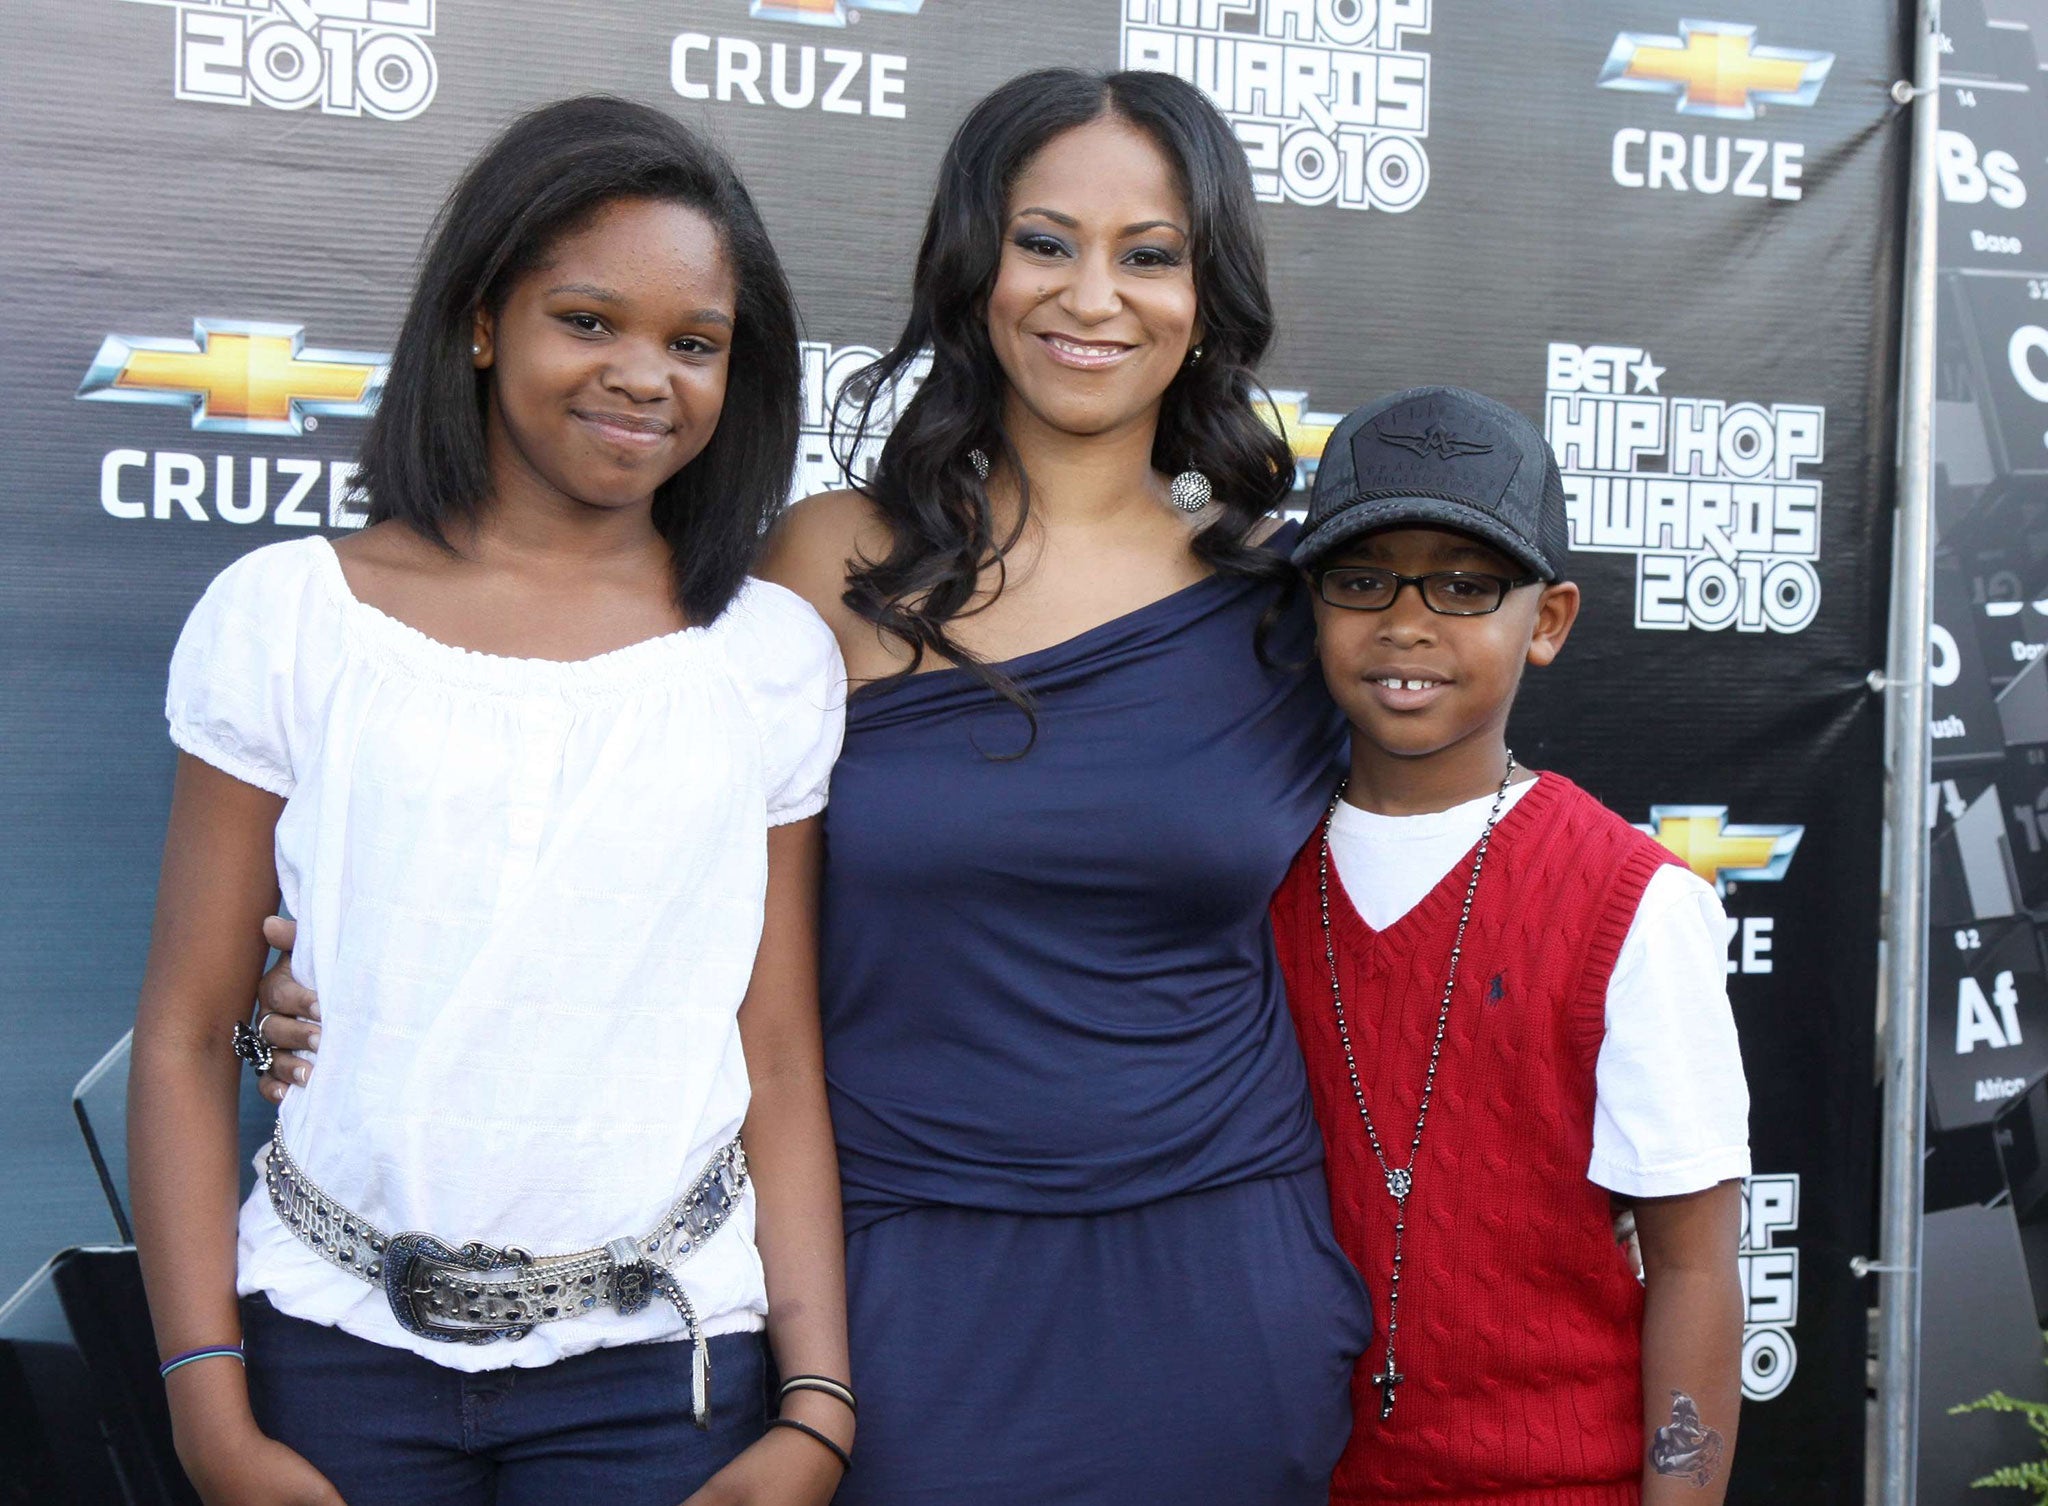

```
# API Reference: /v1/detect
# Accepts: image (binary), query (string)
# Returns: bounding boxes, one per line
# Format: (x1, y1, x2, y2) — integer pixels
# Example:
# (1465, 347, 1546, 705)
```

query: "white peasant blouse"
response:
(164, 537, 846, 1370)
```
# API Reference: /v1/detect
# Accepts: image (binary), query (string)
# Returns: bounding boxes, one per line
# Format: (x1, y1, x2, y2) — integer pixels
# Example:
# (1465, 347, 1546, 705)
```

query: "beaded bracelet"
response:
(779, 1373, 858, 1416)
(159, 1344, 245, 1380)
(767, 1416, 852, 1474)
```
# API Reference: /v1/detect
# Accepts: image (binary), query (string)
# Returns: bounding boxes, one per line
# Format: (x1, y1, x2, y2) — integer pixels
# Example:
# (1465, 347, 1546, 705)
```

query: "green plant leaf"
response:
(1954, 1391, 2048, 1419)
(1955, 1340, 2048, 1501)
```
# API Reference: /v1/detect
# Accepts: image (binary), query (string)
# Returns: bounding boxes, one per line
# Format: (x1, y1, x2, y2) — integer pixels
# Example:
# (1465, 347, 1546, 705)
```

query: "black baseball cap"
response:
(1291, 385, 1568, 582)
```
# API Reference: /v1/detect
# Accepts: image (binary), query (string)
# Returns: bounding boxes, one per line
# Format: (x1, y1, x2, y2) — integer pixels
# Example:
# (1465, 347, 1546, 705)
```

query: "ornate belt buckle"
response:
(383, 1234, 533, 1344)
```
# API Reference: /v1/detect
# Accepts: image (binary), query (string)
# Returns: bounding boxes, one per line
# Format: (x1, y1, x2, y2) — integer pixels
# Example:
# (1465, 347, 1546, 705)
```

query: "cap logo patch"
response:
(1375, 423, 1495, 461)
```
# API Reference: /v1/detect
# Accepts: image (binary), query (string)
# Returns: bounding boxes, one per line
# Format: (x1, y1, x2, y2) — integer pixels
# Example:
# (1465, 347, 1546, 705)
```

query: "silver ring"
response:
(232, 1019, 275, 1076)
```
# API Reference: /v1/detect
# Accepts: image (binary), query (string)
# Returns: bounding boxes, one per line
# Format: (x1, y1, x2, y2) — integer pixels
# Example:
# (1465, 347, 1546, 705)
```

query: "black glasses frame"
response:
(1313, 565, 1542, 617)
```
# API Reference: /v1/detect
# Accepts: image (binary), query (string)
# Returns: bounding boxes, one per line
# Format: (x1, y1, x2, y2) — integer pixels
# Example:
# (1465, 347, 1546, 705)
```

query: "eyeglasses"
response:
(1314, 566, 1540, 616)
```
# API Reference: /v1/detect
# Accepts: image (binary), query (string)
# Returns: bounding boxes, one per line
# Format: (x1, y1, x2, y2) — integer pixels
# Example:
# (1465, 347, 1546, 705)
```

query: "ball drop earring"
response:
(1169, 469, 1213, 513)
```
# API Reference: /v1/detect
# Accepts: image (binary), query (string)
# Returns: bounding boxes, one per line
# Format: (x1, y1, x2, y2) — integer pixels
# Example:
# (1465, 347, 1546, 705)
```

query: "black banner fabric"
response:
(0, 2, 1904, 1497)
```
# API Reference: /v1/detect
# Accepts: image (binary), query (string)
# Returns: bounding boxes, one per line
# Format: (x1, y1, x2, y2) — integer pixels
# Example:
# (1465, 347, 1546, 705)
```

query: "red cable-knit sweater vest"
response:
(1272, 774, 1680, 1506)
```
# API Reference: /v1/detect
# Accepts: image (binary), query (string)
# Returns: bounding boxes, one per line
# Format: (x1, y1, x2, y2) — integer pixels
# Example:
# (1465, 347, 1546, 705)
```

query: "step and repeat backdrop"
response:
(0, 2, 1904, 1496)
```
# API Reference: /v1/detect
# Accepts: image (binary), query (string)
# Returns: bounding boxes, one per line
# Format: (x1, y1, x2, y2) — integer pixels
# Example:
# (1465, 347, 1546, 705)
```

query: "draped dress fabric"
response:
(822, 530, 1373, 1505)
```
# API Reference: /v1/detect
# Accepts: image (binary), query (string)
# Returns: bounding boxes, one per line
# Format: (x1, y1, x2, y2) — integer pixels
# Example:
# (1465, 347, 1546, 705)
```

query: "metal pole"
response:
(1875, 1, 1942, 1501)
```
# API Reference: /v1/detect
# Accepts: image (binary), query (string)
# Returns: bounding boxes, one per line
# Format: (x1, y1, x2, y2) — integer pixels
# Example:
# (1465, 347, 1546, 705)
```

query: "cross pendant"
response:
(1371, 1363, 1405, 1419)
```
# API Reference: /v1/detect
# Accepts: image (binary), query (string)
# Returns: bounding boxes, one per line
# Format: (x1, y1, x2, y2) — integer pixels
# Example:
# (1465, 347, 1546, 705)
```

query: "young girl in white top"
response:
(128, 97, 854, 1506)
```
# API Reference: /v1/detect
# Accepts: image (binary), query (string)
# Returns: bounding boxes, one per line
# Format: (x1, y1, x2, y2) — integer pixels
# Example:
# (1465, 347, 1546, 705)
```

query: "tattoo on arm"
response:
(1649, 1391, 1725, 1487)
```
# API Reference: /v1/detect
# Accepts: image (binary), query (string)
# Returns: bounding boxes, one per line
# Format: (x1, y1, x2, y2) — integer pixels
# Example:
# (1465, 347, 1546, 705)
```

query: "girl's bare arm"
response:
(684, 815, 853, 1505)
(129, 754, 341, 1505)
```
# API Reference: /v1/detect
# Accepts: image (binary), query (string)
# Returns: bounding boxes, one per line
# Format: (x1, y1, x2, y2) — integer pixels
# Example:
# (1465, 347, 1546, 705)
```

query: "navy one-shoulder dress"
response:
(821, 538, 1373, 1505)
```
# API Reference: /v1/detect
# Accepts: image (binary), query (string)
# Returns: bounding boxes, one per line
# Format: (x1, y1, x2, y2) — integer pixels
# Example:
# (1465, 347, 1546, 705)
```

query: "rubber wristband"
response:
(779, 1374, 858, 1415)
(767, 1415, 852, 1474)
(159, 1345, 245, 1379)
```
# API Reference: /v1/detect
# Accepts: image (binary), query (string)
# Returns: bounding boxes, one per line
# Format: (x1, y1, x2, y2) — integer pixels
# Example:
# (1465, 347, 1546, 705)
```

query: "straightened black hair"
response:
(357, 95, 800, 624)
(835, 67, 1297, 707)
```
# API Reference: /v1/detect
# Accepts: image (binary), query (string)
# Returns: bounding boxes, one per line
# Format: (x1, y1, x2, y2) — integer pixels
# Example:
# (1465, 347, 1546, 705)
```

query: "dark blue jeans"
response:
(241, 1295, 768, 1505)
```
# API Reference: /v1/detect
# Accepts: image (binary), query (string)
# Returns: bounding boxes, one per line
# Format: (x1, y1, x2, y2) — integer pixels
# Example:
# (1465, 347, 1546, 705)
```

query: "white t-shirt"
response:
(1323, 776, 1751, 1198)
(166, 537, 846, 1368)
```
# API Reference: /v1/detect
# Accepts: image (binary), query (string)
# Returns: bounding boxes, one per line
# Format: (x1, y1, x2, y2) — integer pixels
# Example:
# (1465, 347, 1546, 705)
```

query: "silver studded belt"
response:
(262, 1125, 747, 1427)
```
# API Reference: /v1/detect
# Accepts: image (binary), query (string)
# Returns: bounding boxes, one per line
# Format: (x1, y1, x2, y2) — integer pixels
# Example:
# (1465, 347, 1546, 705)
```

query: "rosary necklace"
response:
(1316, 751, 1517, 1421)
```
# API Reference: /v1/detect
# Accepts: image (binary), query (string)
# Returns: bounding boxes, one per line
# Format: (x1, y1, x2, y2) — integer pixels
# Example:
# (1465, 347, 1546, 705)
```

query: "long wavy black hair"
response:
(835, 68, 1296, 699)
(356, 95, 801, 625)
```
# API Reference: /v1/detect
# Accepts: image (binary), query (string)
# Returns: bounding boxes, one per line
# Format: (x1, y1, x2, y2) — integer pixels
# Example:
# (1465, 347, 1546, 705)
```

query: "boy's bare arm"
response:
(1633, 1179, 1745, 1505)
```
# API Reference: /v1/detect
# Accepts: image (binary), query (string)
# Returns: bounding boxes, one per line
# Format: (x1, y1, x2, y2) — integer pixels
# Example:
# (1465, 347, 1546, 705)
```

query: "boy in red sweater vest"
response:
(1276, 387, 1750, 1506)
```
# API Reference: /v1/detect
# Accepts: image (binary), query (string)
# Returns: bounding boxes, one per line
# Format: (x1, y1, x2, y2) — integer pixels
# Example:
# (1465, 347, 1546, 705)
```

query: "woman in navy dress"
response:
(764, 69, 1371, 1502)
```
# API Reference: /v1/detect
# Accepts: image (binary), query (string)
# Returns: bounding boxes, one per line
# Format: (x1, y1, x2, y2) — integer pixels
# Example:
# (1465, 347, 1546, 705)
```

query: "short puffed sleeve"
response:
(165, 539, 329, 798)
(727, 580, 848, 826)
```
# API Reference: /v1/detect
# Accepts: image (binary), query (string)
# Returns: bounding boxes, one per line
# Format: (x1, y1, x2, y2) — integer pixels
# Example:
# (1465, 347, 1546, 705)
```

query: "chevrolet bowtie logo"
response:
(1259, 391, 1342, 470)
(1377, 424, 1493, 461)
(1637, 806, 1804, 892)
(77, 320, 388, 436)
(1599, 21, 1834, 121)
(750, 0, 922, 24)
